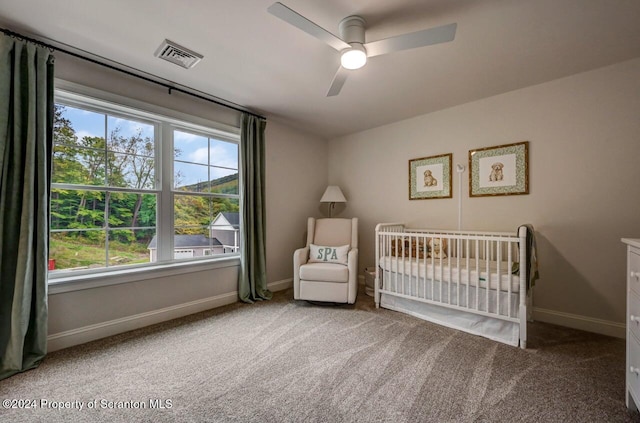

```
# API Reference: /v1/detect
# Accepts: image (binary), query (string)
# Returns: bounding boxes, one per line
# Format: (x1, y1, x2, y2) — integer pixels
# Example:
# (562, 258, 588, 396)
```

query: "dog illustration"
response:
(489, 162, 504, 182)
(423, 170, 438, 187)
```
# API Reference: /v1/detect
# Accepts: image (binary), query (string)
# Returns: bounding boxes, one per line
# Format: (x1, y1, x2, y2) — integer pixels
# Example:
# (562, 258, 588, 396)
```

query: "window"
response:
(49, 89, 240, 275)
(173, 129, 239, 260)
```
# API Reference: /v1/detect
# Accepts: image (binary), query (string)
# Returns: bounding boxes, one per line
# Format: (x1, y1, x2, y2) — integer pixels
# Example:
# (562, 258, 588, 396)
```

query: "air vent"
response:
(154, 39, 203, 69)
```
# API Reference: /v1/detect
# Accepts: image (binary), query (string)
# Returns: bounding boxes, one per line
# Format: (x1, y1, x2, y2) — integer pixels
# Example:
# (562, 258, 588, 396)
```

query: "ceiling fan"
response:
(267, 2, 457, 97)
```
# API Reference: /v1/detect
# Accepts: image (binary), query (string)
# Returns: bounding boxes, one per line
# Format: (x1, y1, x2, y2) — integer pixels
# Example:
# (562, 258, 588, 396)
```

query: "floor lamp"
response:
(320, 186, 347, 217)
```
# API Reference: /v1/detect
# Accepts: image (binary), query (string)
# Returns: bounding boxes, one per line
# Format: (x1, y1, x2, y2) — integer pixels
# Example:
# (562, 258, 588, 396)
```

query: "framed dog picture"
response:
(469, 141, 529, 197)
(409, 153, 452, 200)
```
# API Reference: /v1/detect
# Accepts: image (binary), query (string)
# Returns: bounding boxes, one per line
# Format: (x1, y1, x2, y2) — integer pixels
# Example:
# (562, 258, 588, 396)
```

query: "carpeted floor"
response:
(0, 287, 638, 422)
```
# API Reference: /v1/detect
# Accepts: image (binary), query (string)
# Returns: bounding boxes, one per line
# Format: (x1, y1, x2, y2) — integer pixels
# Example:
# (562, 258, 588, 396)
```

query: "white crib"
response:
(375, 223, 534, 348)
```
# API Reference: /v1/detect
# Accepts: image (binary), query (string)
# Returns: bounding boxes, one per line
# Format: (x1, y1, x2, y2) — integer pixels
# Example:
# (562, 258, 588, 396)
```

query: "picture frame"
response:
(468, 141, 529, 197)
(409, 153, 452, 200)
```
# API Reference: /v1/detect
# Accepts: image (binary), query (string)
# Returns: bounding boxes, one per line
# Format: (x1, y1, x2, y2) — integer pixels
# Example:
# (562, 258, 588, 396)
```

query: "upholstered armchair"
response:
(293, 217, 358, 304)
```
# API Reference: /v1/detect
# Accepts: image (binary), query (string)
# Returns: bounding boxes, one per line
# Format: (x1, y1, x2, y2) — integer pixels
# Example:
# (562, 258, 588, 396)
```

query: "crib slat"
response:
(508, 241, 513, 318)
(497, 240, 501, 316)
(394, 235, 399, 294)
(448, 237, 452, 305)
(486, 239, 490, 313)
(422, 235, 427, 301)
(408, 235, 412, 297)
(439, 237, 443, 303)
(475, 240, 480, 311)
(456, 238, 461, 308)
(466, 239, 470, 308)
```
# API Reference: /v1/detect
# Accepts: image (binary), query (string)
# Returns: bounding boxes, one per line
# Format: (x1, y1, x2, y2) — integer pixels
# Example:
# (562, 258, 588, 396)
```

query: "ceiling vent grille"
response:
(154, 39, 203, 69)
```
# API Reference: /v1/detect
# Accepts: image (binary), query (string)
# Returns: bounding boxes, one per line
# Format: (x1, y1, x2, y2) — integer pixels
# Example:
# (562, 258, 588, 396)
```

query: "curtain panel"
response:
(239, 114, 272, 303)
(0, 35, 54, 380)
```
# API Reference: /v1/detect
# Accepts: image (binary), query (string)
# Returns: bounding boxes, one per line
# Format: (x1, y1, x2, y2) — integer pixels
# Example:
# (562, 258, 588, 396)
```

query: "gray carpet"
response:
(1, 288, 638, 423)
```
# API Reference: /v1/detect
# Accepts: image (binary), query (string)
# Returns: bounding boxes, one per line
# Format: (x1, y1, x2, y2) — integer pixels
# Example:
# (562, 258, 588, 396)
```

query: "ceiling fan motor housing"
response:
(267, 2, 457, 96)
(339, 16, 366, 44)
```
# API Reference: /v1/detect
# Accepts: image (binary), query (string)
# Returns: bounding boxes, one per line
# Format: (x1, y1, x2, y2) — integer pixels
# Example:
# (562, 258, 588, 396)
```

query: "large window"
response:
(49, 90, 240, 275)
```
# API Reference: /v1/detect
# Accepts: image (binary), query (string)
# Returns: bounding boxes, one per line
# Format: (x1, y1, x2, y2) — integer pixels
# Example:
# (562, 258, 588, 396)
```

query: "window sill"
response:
(48, 256, 241, 295)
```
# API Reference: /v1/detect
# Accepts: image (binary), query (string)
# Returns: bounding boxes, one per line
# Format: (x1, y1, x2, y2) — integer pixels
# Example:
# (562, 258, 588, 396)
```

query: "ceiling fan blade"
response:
(326, 67, 349, 97)
(364, 23, 457, 58)
(268, 2, 350, 51)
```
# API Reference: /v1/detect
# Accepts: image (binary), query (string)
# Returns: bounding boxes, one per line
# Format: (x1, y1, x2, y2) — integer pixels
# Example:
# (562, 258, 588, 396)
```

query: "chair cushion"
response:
(299, 262, 349, 283)
(308, 244, 349, 265)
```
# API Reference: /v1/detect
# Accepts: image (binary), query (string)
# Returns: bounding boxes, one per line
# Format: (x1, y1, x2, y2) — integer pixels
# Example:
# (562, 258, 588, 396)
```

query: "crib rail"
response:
(374, 222, 528, 348)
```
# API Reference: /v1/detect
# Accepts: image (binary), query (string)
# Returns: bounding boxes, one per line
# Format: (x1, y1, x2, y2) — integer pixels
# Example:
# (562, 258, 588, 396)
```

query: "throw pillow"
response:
(309, 244, 349, 265)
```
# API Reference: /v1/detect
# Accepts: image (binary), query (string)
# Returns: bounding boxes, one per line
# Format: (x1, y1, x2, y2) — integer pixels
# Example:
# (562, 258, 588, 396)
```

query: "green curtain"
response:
(239, 113, 272, 303)
(0, 35, 54, 380)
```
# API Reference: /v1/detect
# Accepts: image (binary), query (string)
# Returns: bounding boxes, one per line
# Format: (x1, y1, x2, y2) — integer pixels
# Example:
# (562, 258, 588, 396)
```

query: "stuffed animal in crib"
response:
(391, 238, 426, 259)
(428, 238, 448, 259)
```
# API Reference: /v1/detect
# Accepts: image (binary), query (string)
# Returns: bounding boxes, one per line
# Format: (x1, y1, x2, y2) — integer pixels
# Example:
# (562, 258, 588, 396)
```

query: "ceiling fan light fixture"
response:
(340, 44, 367, 70)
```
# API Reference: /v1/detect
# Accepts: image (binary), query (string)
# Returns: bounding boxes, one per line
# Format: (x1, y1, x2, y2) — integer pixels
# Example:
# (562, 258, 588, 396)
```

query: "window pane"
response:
(174, 196, 240, 256)
(209, 138, 238, 169)
(56, 105, 105, 145)
(174, 162, 210, 191)
(172, 226, 218, 260)
(50, 189, 106, 230)
(52, 145, 106, 186)
(49, 230, 106, 271)
(54, 105, 108, 186)
(174, 130, 209, 165)
(108, 193, 156, 228)
(108, 152, 155, 189)
(209, 169, 238, 194)
(108, 229, 156, 266)
(209, 200, 240, 254)
(107, 115, 154, 154)
(174, 195, 212, 229)
(173, 196, 240, 229)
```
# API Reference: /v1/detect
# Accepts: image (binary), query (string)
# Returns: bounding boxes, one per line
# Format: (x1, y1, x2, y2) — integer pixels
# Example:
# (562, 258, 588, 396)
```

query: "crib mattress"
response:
(380, 256, 521, 293)
(380, 269, 520, 318)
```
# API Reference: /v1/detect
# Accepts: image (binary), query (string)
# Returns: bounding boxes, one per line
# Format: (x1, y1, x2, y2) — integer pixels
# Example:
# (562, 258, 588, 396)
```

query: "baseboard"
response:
(46, 285, 624, 352)
(47, 291, 238, 352)
(268, 278, 292, 292)
(533, 307, 625, 339)
(48, 280, 294, 352)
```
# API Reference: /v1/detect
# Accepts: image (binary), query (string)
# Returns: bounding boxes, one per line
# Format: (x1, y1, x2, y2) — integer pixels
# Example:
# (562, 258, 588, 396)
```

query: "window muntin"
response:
(49, 91, 240, 276)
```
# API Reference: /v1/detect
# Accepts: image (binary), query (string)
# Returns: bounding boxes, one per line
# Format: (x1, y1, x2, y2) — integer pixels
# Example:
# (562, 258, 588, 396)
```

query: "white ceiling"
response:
(1, 0, 639, 139)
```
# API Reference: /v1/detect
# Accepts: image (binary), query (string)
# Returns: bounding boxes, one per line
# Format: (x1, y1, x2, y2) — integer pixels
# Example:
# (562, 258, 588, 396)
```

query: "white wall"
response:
(328, 58, 640, 335)
(48, 52, 328, 350)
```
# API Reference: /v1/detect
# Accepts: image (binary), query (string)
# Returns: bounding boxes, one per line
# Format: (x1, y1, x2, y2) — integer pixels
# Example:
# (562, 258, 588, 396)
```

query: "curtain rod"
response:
(0, 27, 266, 121)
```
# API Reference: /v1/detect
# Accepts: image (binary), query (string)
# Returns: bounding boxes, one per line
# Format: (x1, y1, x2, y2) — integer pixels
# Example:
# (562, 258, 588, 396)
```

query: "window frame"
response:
(49, 81, 242, 288)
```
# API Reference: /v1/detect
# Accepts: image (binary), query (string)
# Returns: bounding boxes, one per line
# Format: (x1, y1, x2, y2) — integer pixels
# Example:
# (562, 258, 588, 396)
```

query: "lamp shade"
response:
(320, 186, 347, 203)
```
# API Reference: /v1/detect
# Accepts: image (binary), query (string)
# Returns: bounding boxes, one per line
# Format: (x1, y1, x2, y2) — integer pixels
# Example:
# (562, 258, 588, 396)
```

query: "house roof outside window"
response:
(147, 234, 222, 250)
(210, 212, 239, 229)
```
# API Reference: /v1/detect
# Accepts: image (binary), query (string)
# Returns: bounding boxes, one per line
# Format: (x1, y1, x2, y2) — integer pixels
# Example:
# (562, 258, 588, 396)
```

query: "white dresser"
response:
(624, 238, 640, 411)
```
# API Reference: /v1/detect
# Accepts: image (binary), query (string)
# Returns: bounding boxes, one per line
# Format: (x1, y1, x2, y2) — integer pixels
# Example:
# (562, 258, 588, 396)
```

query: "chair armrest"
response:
(347, 247, 358, 264)
(294, 247, 309, 268)
(347, 248, 359, 304)
(293, 247, 309, 300)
